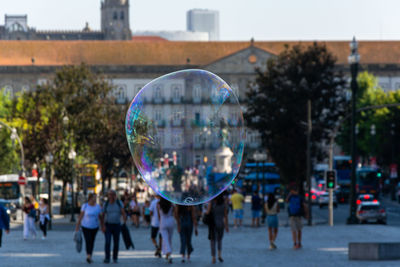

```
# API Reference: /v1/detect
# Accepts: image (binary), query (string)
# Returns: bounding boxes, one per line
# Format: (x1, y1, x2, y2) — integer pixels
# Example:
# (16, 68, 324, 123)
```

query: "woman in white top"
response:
(38, 198, 50, 239)
(158, 197, 176, 264)
(265, 193, 280, 250)
(75, 193, 104, 264)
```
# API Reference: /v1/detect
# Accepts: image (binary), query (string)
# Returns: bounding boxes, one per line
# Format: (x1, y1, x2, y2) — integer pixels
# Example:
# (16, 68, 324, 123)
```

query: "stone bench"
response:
(349, 242, 400, 260)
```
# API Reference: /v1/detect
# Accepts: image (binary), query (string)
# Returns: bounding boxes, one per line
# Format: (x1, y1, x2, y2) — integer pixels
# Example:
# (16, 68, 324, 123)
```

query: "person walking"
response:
(286, 187, 307, 249)
(206, 193, 229, 264)
(149, 195, 162, 258)
(129, 195, 140, 228)
(102, 190, 127, 264)
(75, 193, 104, 264)
(175, 205, 198, 263)
(157, 197, 175, 264)
(0, 202, 10, 248)
(251, 190, 262, 227)
(38, 198, 50, 240)
(22, 196, 37, 240)
(230, 189, 244, 228)
(142, 200, 151, 227)
(265, 193, 280, 249)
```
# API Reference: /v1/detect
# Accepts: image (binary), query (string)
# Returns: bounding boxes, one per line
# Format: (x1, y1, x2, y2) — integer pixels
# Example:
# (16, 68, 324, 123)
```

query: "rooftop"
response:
(0, 40, 398, 66)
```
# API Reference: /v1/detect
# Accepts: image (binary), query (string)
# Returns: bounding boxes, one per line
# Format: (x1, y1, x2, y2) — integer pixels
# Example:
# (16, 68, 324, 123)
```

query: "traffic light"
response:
(325, 170, 336, 189)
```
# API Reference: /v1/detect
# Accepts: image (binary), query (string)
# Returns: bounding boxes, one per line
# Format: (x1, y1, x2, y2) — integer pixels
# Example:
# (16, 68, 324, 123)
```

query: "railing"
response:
(171, 119, 185, 127)
(155, 119, 167, 128)
(115, 98, 128, 105)
(171, 96, 184, 104)
(191, 119, 206, 127)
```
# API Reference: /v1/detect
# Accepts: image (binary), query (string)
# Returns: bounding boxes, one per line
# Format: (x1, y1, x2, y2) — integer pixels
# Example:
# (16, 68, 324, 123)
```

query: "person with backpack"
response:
(265, 193, 280, 249)
(286, 187, 307, 249)
(75, 193, 104, 264)
(0, 202, 10, 248)
(102, 190, 127, 264)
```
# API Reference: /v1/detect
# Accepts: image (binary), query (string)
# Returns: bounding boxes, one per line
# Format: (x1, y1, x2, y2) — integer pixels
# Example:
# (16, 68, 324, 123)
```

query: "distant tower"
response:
(101, 0, 131, 40)
(187, 9, 219, 41)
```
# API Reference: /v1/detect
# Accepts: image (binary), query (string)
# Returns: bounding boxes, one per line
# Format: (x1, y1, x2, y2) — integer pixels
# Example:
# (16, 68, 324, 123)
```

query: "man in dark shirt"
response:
(251, 191, 262, 227)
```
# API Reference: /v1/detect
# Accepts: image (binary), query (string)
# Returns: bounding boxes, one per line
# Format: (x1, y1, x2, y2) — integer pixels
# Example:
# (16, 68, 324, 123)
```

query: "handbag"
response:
(73, 229, 83, 253)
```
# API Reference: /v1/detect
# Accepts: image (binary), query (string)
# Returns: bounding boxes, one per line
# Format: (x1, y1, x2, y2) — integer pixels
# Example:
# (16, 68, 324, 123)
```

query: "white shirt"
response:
(81, 203, 102, 229)
(149, 199, 160, 227)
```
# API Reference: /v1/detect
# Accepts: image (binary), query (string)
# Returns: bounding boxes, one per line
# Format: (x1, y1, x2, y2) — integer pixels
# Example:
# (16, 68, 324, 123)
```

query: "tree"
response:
(337, 72, 400, 168)
(245, 42, 347, 187)
(12, 64, 132, 212)
(0, 89, 19, 173)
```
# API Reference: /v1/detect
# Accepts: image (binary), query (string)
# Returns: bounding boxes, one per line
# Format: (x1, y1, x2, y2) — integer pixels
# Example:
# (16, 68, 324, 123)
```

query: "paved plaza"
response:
(1, 203, 400, 267)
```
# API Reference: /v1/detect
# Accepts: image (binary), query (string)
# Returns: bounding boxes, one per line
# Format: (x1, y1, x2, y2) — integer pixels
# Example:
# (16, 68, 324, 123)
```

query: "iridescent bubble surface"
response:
(125, 69, 245, 205)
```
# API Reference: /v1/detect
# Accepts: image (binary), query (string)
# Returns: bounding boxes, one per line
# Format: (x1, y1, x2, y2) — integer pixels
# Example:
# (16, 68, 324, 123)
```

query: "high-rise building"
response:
(187, 9, 219, 41)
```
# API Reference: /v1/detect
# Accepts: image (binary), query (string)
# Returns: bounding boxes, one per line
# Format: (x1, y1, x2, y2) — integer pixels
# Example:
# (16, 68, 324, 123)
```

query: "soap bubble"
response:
(125, 69, 245, 205)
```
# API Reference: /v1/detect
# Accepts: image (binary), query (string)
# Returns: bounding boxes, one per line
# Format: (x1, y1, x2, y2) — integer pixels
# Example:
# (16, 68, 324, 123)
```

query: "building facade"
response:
(0, 40, 399, 166)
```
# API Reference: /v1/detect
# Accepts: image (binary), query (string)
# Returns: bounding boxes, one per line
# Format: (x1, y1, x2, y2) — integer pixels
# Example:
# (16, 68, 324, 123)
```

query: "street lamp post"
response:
(45, 152, 54, 230)
(347, 37, 360, 224)
(370, 124, 376, 165)
(68, 149, 77, 222)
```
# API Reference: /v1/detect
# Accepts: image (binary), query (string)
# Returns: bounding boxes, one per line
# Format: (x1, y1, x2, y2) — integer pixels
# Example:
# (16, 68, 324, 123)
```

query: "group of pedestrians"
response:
(74, 190, 229, 264)
(75, 190, 127, 264)
(22, 196, 50, 240)
(231, 186, 308, 251)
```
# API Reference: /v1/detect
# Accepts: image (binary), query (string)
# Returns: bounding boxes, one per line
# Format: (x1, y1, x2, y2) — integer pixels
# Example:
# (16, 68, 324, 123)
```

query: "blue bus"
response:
(333, 156, 352, 185)
(240, 162, 280, 195)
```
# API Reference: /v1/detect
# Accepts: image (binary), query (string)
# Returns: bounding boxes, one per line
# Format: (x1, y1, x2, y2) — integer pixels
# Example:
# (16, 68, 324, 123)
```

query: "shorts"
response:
(132, 211, 140, 216)
(144, 215, 151, 223)
(267, 215, 278, 228)
(289, 216, 303, 232)
(252, 210, 261, 218)
(151, 226, 160, 239)
(234, 209, 243, 219)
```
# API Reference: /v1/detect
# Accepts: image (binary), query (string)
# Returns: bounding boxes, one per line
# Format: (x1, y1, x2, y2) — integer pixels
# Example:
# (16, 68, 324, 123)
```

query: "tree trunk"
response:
(60, 180, 67, 214)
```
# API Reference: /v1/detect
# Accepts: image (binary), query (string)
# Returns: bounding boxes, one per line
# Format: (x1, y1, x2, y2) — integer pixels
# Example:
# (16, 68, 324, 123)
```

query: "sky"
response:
(1, 0, 400, 41)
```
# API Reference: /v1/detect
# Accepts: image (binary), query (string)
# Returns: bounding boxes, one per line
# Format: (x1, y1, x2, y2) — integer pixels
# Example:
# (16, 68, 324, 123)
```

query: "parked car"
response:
(356, 194, 377, 205)
(0, 200, 17, 221)
(318, 191, 338, 208)
(356, 201, 386, 224)
(306, 189, 321, 204)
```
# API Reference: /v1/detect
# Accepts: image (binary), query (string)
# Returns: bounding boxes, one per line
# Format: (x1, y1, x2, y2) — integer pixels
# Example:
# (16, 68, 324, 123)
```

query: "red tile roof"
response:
(0, 40, 398, 66)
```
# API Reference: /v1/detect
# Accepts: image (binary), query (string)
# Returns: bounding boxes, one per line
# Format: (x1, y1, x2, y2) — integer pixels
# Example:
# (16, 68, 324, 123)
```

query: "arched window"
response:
(10, 22, 24, 32)
(113, 12, 118, 20)
(120, 11, 124, 20)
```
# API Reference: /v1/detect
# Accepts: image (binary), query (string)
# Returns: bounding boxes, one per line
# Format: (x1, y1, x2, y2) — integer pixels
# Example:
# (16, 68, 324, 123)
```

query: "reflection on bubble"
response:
(125, 69, 245, 205)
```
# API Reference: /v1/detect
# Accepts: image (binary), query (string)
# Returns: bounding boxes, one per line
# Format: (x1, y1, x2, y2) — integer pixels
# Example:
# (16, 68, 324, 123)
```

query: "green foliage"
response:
(0, 89, 19, 174)
(11, 64, 131, 196)
(337, 71, 400, 168)
(245, 42, 347, 186)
